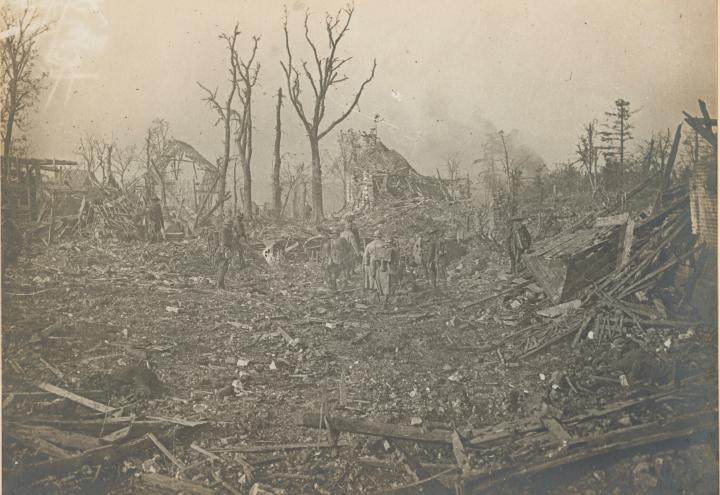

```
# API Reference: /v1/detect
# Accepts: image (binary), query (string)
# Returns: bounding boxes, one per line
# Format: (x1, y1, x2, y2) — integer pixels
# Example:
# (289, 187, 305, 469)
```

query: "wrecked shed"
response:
(523, 223, 627, 304)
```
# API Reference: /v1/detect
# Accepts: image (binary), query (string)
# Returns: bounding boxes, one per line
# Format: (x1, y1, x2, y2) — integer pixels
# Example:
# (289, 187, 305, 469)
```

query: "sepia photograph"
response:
(1, 0, 718, 493)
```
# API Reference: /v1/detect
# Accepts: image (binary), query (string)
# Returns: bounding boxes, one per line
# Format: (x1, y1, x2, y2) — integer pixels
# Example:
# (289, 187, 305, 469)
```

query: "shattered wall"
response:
(689, 158, 717, 248)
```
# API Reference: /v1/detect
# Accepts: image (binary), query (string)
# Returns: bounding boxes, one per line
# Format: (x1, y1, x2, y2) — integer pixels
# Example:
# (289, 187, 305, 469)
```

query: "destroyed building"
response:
(343, 135, 470, 210)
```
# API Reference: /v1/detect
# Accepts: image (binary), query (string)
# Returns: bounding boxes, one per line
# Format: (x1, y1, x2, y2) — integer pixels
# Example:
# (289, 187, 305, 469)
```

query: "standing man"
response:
(341, 214, 362, 269)
(215, 218, 238, 289)
(363, 230, 385, 290)
(148, 196, 164, 242)
(426, 229, 447, 288)
(507, 217, 531, 274)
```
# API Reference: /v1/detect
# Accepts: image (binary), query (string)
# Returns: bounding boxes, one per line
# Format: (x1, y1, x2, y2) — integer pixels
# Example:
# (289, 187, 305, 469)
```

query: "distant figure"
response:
(372, 240, 400, 306)
(340, 214, 362, 269)
(324, 227, 355, 289)
(215, 218, 239, 289)
(507, 217, 532, 274)
(303, 203, 312, 220)
(363, 230, 385, 291)
(426, 229, 448, 288)
(148, 196, 164, 242)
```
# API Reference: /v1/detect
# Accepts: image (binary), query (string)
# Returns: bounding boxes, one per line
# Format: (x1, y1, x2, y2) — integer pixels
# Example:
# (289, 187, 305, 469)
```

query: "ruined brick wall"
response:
(689, 159, 717, 248)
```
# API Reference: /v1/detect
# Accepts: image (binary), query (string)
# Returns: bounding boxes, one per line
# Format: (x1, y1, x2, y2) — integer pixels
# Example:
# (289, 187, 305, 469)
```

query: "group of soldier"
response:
(319, 215, 452, 303)
(134, 197, 531, 293)
(320, 214, 532, 300)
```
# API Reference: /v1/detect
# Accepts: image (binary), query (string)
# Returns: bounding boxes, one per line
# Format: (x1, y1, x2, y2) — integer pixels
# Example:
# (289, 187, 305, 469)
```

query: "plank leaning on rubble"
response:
(34, 381, 116, 414)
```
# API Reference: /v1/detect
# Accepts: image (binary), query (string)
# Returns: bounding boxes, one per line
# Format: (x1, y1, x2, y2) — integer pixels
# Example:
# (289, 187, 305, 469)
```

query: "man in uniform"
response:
(148, 196, 164, 242)
(363, 230, 385, 290)
(507, 217, 531, 274)
(324, 226, 355, 289)
(215, 217, 240, 289)
(426, 229, 447, 288)
(340, 214, 362, 271)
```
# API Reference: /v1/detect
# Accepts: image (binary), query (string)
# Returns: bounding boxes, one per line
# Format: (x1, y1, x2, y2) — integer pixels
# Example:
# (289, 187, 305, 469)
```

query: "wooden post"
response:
(272, 87, 284, 217)
(653, 124, 682, 214)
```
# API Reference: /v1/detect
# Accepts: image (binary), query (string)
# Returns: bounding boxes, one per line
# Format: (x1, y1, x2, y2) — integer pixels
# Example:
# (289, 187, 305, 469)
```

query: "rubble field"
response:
(2, 209, 717, 494)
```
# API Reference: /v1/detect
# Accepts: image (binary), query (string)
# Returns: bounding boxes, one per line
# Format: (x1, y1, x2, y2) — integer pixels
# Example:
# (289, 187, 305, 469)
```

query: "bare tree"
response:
(232, 35, 260, 219)
(445, 154, 461, 199)
(77, 134, 112, 185)
(281, 4, 376, 220)
(1, 4, 49, 179)
(144, 119, 171, 204)
(199, 25, 259, 224)
(271, 88, 284, 217)
(576, 120, 602, 198)
(112, 144, 139, 191)
(280, 160, 307, 217)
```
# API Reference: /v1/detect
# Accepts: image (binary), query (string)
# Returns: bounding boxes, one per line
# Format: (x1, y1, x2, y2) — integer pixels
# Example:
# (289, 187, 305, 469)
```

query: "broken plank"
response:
(7, 424, 102, 451)
(137, 473, 215, 495)
(537, 299, 581, 318)
(35, 381, 116, 414)
(451, 430, 471, 476)
(5, 430, 165, 484)
(147, 432, 186, 470)
(190, 442, 223, 462)
(100, 425, 131, 444)
(299, 414, 452, 445)
(38, 357, 65, 381)
(5, 427, 73, 460)
(465, 409, 716, 491)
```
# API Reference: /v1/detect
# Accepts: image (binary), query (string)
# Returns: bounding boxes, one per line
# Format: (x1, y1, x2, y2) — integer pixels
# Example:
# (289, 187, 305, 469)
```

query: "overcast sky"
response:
(22, 0, 719, 204)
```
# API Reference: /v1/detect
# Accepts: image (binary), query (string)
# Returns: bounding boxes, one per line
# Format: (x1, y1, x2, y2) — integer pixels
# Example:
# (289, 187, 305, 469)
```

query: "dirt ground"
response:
(2, 236, 718, 494)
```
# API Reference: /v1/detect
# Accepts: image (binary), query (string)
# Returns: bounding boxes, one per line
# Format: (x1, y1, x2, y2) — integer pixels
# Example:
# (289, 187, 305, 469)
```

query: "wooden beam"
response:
(683, 111, 717, 148)
(4, 431, 168, 484)
(465, 409, 716, 491)
(653, 123, 683, 213)
(136, 473, 215, 495)
(35, 381, 116, 414)
(7, 424, 102, 451)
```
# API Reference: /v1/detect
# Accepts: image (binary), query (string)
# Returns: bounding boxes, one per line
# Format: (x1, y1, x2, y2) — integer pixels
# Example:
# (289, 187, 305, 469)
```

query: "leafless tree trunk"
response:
(281, 5, 376, 221)
(445, 155, 460, 199)
(1, 5, 49, 180)
(232, 36, 260, 219)
(272, 87, 284, 217)
(232, 157, 238, 215)
(144, 119, 171, 205)
(199, 25, 259, 240)
(498, 131, 513, 212)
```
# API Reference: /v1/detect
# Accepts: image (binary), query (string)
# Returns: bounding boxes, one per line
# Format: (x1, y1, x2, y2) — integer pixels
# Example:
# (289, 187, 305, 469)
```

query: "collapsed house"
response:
(523, 100, 717, 323)
(343, 135, 470, 210)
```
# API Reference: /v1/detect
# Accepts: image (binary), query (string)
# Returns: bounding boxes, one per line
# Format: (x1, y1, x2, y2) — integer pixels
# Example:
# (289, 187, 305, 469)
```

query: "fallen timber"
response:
(464, 409, 717, 493)
(299, 379, 711, 450)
